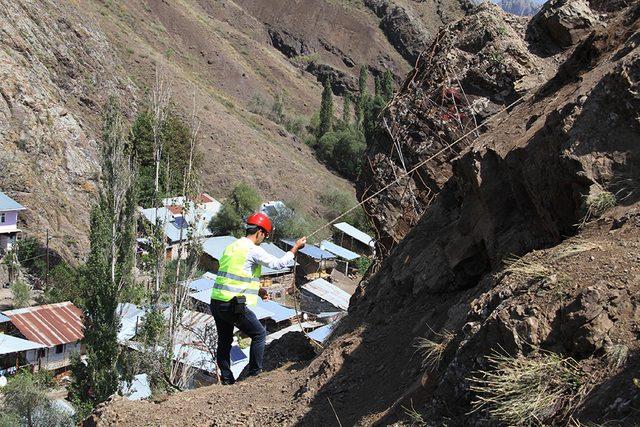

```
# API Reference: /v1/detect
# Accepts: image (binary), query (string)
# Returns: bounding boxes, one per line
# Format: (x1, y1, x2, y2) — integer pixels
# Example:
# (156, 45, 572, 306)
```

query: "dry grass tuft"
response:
(553, 241, 601, 260)
(402, 400, 427, 426)
(579, 191, 617, 227)
(503, 256, 551, 282)
(469, 350, 586, 425)
(606, 344, 629, 369)
(414, 328, 455, 371)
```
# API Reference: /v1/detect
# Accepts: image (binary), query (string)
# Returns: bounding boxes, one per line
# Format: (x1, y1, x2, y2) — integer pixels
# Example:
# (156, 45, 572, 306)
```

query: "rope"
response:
(305, 93, 529, 240)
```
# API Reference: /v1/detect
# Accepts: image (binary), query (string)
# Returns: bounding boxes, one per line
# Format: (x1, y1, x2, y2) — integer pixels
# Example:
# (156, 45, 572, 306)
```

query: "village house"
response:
(280, 238, 336, 278)
(138, 192, 221, 261)
(0, 191, 26, 255)
(301, 278, 351, 314)
(319, 240, 360, 275)
(1, 302, 84, 376)
(332, 222, 376, 257)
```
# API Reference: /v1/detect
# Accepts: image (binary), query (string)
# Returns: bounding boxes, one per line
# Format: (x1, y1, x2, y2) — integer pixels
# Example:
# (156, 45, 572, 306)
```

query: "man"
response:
(210, 212, 306, 384)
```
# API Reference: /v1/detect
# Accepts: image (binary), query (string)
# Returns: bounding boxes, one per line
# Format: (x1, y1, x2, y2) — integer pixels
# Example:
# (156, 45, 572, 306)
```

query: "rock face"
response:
(364, 0, 474, 64)
(0, 0, 134, 259)
(529, 0, 602, 48)
(359, 3, 557, 253)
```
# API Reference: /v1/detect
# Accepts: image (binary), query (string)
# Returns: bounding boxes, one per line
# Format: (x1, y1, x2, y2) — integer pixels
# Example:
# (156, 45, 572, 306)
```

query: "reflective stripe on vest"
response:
(211, 238, 261, 305)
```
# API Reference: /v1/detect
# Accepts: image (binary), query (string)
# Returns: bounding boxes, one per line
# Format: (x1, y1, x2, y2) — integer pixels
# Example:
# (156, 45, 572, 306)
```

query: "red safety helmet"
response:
(246, 212, 273, 235)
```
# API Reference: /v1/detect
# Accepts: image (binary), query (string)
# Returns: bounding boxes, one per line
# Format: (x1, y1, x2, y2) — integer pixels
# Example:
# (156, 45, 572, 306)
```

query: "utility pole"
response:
(45, 229, 49, 289)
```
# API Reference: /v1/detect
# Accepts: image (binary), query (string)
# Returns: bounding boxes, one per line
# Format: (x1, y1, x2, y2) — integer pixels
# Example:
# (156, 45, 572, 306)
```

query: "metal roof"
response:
(307, 323, 335, 343)
(333, 222, 375, 247)
(0, 333, 46, 354)
(320, 240, 360, 261)
(257, 300, 296, 323)
(0, 191, 25, 211)
(3, 302, 84, 347)
(0, 313, 10, 323)
(116, 303, 146, 343)
(302, 279, 351, 311)
(184, 274, 217, 292)
(140, 204, 217, 243)
(121, 374, 152, 401)
(280, 239, 336, 260)
(202, 236, 237, 260)
(265, 321, 322, 344)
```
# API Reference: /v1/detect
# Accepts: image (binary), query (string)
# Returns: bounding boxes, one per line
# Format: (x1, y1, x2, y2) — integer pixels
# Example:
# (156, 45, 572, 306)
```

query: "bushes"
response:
(319, 189, 372, 234)
(10, 278, 30, 309)
(208, 183, 261, 237)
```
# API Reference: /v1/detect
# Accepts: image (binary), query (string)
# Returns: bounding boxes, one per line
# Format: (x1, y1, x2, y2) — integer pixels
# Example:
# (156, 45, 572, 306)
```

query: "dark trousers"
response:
(210, 299, 267, 384)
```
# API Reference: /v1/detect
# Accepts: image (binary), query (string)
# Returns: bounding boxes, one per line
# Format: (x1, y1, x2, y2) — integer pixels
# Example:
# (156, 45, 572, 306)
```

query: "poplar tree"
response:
(383, 69, 394, 101)
(71, 97, 137, 406)
(342, 93, 351, 126)
(318, 76, 334, 137)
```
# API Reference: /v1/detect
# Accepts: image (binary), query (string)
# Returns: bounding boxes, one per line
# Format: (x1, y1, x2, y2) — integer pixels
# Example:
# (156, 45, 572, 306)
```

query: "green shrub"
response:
(10, 279, 31, 309)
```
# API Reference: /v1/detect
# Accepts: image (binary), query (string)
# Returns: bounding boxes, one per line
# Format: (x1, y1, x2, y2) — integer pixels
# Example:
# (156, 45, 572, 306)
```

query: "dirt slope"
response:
(94, 1, 640, 425)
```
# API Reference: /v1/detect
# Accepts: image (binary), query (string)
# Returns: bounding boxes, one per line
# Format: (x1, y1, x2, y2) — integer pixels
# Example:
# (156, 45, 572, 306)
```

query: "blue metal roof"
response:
(230, 345, 248, 363)
(202, 236, 237, 260)
(0, 313, 10, 323)
(0, 333, 46, 354)
(302, 279, 351, 311)
(280, 239, 335, 260)
(320, 240, 360, 261)
(0, 191, 25, 211)
(333, 222, 375, 247)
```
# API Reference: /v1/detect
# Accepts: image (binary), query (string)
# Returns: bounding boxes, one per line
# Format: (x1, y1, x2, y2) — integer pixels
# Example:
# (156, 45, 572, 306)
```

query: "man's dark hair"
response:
(245, 226, 261, 236)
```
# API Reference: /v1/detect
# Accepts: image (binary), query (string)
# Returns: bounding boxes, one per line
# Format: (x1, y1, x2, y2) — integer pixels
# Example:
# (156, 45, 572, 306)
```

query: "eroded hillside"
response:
(93, 0, 640, 425)
(1, 0, 472, 258)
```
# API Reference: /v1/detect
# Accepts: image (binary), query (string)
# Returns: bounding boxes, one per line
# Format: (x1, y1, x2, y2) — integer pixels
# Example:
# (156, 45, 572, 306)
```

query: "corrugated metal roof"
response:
(202, 236, 237, 260)
(3, 302, 84, 347)
(320, 240, 360, 261)
(184, 275, 217, 292)
(307, 323, 335, 343)
(0, 333, 46, 354)
(0, 313, 10, 323)
(140, 205, 217, 243)
(0, 191, 25, 211)
(280, 239, 336, 260)
(333, 222, 375, 247)
(302, 279, 351, 311)
(265, 321, 322, 344)
(116, 303, 146, 343)
(257, 300, 296, 323)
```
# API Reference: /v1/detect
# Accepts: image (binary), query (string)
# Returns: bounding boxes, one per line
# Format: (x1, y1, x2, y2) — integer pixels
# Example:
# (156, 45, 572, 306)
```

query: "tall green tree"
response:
(383, 69, 394, 101)
(208, 183, 261, 237)
(342, 93, 351, 126)
(356, 66, 368, 128)
(318, 77, 334, 137)
(374, 76, 382, 98)
(71, 97, 137, 407)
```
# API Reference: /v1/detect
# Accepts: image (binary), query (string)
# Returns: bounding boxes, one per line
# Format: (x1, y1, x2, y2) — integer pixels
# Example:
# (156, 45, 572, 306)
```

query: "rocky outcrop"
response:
(365, 0, 473, 65)
(529, 0, 602, 48)
(359, 3, 556, 253)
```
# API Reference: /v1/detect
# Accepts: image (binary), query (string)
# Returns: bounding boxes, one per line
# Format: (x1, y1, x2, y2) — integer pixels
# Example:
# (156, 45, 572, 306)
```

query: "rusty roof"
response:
(167, 205, 183, 215)
(2, 302, 84, 347)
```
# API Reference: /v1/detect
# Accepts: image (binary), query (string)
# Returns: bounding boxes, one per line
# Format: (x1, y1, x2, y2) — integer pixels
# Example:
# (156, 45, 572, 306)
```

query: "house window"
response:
(0, 213, 4, 223)
(55, 344, 64, 354)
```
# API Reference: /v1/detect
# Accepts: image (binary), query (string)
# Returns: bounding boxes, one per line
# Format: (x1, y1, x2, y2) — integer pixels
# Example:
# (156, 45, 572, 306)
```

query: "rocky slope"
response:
(94, 0, 640, 425)
(358, 0, 608, 253)
(1, 0, 471, 259)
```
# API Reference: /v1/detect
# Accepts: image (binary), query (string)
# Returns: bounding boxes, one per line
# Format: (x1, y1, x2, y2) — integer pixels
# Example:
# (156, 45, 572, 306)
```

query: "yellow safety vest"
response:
(211, 238, 261, 306)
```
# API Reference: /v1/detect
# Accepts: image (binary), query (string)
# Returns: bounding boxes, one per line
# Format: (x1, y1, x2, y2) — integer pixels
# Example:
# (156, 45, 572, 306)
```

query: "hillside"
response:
(93, 0, 640, 425)
(0, 0, 470, 259)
